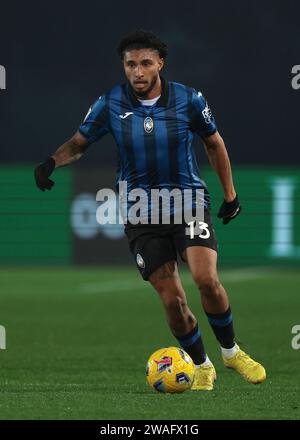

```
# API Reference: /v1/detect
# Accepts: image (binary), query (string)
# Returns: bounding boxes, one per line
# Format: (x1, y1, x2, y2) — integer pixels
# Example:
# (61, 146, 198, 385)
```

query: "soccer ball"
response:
(146, 346, 195, 393)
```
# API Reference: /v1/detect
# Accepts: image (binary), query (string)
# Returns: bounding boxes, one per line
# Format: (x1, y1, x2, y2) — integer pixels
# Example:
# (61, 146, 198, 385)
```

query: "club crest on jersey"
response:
(136, 253, 145, 268)
(144, 116, 154, 133)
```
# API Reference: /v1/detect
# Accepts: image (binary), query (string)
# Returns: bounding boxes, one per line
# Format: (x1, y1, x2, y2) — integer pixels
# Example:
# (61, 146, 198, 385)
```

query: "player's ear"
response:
(158, 58, 164, 71)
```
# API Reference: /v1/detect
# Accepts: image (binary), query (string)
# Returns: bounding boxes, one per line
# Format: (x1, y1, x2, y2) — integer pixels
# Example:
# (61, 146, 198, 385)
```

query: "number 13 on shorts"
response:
(186, 221, 211, 239)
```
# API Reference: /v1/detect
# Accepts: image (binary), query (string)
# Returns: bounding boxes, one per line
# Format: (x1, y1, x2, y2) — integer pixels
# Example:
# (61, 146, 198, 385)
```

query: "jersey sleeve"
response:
(78, 95, 110, 144)
(190, 89, 217, 138)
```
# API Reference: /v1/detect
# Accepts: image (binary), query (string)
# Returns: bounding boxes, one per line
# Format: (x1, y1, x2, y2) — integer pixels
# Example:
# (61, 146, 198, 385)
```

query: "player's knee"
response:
(150, 275, 179, 298)
(195, 274, 221, 298)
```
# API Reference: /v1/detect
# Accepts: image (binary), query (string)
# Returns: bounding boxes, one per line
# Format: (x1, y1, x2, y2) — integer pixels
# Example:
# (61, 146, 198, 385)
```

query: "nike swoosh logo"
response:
(119, 112, 133, 119)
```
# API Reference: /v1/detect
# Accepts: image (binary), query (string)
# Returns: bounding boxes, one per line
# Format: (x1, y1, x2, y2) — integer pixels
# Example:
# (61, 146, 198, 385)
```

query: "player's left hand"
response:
(217, 195, 241, 225)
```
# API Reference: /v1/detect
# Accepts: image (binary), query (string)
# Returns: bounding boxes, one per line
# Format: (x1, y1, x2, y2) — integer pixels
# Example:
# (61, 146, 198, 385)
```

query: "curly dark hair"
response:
(117, 30, 168, 60)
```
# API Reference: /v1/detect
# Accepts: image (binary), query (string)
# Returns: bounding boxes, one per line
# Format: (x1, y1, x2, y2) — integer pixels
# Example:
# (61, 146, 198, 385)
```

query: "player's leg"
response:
(149, 260, 206, 362)
(125, 223, 216, 389)
(184, 245, 266, 384)
(184, 246, 234, 344)
(149, 261, 216, 390)
(149, 261, 195, 336)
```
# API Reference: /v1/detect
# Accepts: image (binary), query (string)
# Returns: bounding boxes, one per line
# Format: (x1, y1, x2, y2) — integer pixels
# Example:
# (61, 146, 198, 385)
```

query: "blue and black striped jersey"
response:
(79, 77, 217, 213)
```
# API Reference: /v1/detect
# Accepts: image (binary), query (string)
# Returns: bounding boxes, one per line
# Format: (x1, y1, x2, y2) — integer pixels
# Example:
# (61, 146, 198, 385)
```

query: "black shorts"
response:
(125, 210, 218, 281)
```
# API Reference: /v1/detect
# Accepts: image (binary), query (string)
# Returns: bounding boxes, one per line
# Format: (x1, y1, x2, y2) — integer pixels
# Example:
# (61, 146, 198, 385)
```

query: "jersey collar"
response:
(127, 76, 169, 108)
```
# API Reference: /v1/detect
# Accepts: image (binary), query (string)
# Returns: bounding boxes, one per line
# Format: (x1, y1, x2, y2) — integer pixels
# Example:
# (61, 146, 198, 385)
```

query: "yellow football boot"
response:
(191, 365, 216, 391)
(223, 349, 266, 384)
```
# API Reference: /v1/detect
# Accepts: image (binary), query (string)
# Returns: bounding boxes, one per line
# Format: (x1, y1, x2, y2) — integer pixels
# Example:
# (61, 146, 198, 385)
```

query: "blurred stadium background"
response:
(0, 0, 299, 420)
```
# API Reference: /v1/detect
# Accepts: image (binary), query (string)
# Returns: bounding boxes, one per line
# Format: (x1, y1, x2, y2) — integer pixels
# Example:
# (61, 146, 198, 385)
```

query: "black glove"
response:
(34, 157, 56, 191)
(217, 195, 241, 225)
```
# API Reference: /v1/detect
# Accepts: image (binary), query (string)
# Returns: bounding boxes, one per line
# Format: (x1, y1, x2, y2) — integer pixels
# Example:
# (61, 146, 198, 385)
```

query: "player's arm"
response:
(34, 131, 89, 191)
(52, 131, 89, 167)
(190, 89, 241, 224)
(203, 131, 241, 225)
(34, 95, 109, 191)
(203, 131, 236, 202)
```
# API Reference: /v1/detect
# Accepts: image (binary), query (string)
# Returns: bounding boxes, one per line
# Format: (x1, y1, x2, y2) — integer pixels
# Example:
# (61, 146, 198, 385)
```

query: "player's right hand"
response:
(34, 157, 56, 191)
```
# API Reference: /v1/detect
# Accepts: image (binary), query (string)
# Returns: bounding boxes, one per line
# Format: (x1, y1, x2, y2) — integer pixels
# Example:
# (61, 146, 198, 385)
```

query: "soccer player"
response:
(34, 30, 266, 390)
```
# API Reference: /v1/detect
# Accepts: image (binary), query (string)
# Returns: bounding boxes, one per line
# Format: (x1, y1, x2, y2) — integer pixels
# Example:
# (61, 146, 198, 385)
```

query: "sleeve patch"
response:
(201, 104, 213, 124)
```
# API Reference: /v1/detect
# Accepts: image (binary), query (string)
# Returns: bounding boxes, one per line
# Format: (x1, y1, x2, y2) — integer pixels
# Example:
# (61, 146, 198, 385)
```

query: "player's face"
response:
(123, 49, 164, 98)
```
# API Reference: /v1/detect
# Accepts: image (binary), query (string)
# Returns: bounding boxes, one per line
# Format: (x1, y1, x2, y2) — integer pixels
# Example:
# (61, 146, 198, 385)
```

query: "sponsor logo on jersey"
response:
(119, 112, 133, 119)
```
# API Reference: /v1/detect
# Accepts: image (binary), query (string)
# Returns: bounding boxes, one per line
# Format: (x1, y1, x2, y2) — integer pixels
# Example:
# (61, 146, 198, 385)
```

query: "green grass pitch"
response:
(0, 266, 299, 420)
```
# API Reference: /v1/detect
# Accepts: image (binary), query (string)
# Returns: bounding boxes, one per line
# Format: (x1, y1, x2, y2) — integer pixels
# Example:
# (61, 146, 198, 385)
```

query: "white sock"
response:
(221, 343, 240, 359)
(195, 355, 213, 368)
